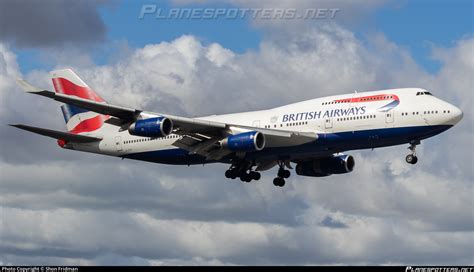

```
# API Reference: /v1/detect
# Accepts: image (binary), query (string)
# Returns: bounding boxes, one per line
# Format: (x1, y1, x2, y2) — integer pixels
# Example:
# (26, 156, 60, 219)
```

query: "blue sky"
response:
(14, 0, 473, 74)
(372, 0, 473, 72)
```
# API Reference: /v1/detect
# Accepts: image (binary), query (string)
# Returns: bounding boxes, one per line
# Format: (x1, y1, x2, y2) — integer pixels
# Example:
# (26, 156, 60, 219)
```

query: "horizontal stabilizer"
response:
(16, 78, 227, 132)
(17, 78, 138, 121)
(9, 124, 102, 143)
(17, 78, 45, 93)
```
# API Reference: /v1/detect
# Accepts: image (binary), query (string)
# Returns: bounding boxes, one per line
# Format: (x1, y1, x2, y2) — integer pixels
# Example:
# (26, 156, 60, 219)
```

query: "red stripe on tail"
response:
(52, 77, 105, 102)
(69, 115, 109, 134)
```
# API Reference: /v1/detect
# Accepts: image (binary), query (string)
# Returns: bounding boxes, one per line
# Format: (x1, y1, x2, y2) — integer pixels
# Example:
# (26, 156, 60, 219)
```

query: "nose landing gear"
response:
(406, 140, 419, 164)
(405, 154, 417, 164)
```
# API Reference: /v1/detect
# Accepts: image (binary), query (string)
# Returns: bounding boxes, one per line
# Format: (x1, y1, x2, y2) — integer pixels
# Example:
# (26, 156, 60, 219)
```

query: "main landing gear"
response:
(406, 140, 419, 165)
(225, 160, 261, 183)
(224, 160, 293, 187)
(273, 161, 291, 187)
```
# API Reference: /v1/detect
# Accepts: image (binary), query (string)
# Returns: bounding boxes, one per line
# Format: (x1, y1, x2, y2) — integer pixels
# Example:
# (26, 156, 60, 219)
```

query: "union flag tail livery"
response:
(12, 69, 463, 188)
(51, 69, 109, 134)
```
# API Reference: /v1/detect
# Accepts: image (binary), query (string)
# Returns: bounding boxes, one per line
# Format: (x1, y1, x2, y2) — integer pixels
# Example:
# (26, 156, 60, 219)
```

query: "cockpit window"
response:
(416, 91, 434, 96)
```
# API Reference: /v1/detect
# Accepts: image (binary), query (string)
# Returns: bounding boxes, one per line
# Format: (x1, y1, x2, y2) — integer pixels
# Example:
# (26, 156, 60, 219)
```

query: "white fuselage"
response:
(68, 88, 463, 164)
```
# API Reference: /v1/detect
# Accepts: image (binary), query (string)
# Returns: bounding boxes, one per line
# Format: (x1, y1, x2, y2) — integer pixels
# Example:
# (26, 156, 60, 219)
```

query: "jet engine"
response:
(295, 154, 355, 177)
(221, 131, 265, 152)
(128, 117, 173, 138)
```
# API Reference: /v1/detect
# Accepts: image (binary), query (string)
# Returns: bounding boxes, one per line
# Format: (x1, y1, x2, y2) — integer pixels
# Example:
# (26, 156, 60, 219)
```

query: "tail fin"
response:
(51, 69, 109, 134)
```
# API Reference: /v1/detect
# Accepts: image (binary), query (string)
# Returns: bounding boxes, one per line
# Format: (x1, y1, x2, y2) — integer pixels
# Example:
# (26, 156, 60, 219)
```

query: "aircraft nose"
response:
(451, 105, 463, 125)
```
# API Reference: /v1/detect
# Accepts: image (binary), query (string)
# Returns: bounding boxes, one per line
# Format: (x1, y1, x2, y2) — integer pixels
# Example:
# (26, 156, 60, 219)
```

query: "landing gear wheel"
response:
(273, 177, 279, 186)
(278, 168, 291, 178)
(280, 178, 285, 187)
(405, 154, 418, 164)
(406, 140, 420, 165)
(273, 177, 285, 187)
(225, 169, 238, 179)
(250, 171, 261, 181)
(240, 173, 252, 182)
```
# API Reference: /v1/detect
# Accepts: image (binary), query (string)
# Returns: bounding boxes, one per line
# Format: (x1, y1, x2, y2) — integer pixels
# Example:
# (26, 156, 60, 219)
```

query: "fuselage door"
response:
(385, 110, 395, 124)
(115, 136, 123, 152)
(324, 117, 333, 129)
(252, 120, 261, 128)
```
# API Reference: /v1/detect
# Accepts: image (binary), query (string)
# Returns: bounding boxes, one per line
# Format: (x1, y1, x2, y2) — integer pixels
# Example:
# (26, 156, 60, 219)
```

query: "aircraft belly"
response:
(121, 125, 452, 165)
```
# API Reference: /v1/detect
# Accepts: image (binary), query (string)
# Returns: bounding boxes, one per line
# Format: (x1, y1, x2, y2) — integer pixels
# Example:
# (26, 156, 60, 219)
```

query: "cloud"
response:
(0, 0, 111, 48)
(0, 21, 473, 265)
(320, 215, 347, 228)
(172, 0, 389, 33)
(1, 207, 472, 265)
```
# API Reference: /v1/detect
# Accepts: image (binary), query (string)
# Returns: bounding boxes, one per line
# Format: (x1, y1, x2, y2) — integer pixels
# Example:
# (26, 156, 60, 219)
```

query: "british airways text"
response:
(282, 106, 366, 122)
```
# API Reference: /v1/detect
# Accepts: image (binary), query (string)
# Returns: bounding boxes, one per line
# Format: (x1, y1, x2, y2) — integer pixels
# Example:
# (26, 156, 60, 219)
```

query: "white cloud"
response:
(206, 43, 235, 67)
(172, 0, 388, 30)
(2, 207, 471, 265)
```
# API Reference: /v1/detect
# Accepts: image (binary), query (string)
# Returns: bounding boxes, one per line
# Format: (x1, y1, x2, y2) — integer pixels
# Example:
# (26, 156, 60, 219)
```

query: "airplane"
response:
(11, 69, 463, 187)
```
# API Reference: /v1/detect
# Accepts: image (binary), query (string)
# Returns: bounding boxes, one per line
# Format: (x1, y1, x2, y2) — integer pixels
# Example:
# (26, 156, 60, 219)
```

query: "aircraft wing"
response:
(18, 79, 317, 159)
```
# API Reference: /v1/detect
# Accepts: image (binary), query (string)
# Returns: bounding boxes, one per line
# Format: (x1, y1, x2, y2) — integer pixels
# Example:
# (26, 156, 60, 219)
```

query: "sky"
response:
(0, 0, 473, 266)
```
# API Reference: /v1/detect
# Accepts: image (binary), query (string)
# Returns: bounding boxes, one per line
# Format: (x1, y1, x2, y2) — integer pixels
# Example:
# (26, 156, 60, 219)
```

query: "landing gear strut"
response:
(225, 160, 261, 182)
(273, 161, 291, 187)
(406, 140, 419, 165)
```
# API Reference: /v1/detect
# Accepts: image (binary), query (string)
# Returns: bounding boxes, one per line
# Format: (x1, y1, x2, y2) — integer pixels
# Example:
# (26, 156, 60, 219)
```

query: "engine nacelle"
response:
(221, 131, 265, 152)
(128, 117, 173, 138)
(296, 154, 355, 177)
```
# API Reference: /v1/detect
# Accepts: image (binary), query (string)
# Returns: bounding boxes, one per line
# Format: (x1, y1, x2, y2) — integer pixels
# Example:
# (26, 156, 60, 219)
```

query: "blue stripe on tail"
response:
(60, 104, 89, 123)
